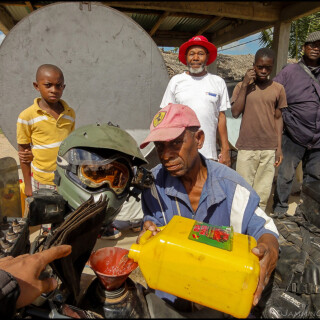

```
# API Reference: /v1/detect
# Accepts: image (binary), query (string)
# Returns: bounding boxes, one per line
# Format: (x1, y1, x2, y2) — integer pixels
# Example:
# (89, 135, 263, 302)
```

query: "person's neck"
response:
(39, 98, 63, 113)
(303, 55, 319, 68)
(255, 78, 271, 85)
(180, 155, 207, 191)
(186, 70, 208, 77)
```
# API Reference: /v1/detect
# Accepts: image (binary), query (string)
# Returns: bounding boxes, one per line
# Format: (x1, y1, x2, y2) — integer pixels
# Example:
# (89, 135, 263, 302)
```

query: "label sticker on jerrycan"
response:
(188, 221, 233, 251)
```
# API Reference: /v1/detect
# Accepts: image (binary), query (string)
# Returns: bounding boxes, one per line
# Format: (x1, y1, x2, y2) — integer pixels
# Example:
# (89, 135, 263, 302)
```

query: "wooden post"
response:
(271, 21, 291, 79)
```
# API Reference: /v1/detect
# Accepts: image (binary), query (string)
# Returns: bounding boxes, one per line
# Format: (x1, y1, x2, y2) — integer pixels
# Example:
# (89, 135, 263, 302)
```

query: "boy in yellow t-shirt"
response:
(17, 64, 75, 203)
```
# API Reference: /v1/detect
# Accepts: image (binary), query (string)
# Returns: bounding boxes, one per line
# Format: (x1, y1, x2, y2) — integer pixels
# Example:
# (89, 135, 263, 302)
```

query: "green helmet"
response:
(54, 123, 147, 225)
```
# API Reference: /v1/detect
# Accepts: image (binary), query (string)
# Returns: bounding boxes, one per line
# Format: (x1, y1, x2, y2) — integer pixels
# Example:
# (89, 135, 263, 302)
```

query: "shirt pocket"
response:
(205, 91, 220, 104)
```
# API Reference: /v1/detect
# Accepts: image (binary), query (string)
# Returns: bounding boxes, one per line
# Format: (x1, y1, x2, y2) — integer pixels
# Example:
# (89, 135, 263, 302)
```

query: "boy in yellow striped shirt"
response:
(17, 64, 75, 202)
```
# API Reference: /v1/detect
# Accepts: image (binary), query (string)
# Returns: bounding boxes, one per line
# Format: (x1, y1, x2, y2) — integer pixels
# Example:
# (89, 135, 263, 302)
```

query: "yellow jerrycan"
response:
(128, 215, 260, 318)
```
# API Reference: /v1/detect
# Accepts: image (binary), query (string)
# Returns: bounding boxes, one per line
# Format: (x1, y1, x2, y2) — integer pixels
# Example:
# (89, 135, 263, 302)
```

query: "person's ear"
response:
(195, 130, 205, 149)
(33, 82, 39, 91)
(205, 56, 209, 65)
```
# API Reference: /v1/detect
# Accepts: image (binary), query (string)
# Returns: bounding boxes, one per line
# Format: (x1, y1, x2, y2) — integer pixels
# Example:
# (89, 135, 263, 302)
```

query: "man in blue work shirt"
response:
(138, 103, 279, 315)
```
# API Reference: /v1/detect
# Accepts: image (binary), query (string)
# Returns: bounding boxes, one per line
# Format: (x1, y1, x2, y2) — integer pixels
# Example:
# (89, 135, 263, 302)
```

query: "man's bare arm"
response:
(274, 108, 283, 167)
(217, 111, 231, 167)
(231, 68, 256, 118)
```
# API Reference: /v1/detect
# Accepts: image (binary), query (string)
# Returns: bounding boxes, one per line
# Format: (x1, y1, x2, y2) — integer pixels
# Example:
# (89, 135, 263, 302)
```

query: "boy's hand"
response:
(24, 184, 33, 197)
(18, 149, 33, 164)
(274, 149, 283, 167)
(218, 149, 231, 167)
(243, 68, 256, 86)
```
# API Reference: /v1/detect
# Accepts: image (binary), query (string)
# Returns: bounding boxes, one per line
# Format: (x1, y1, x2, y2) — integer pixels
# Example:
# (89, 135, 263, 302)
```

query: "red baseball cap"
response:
(140, 104, 200, 149)
(179, 35, 217, 66)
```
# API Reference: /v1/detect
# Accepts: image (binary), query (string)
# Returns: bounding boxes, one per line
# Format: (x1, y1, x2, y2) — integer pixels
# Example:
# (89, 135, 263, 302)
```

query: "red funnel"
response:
(88, 247, 138, 291)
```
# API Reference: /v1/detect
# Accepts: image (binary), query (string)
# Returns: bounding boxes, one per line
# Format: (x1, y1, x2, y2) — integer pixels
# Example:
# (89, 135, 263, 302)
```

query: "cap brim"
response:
(140, 127, 186, 149)
(179, 41, 217, 66)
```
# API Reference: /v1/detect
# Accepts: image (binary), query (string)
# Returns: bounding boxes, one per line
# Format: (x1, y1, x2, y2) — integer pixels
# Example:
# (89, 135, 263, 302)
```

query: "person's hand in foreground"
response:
(251, 233, 279, 306)
(0, 245, 72, 309)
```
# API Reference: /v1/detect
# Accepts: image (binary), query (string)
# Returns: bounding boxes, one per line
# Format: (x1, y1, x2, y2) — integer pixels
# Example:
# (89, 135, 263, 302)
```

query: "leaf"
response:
(258, 12, 320, 59)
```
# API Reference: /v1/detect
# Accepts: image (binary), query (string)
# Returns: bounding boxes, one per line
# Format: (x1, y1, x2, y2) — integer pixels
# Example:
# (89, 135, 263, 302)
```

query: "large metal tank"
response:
(0, 1, 169, 160)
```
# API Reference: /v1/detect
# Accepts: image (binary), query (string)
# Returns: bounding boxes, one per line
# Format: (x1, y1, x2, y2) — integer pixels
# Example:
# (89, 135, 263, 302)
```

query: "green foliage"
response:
(259, 29, 273, 49)
(259, 12, 320, 59)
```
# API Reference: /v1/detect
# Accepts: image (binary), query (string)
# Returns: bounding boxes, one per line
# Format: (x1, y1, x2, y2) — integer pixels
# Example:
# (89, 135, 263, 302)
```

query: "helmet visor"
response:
(62, 148, 124, 166)
(78, 161, 130, 195)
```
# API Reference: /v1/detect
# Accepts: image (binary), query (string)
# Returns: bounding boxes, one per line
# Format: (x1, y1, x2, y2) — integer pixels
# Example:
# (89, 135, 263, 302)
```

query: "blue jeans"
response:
(273, 132, 320, 214)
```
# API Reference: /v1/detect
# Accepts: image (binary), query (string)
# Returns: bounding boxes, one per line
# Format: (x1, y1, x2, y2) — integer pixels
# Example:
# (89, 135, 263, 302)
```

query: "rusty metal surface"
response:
(0, 157, 21, 219)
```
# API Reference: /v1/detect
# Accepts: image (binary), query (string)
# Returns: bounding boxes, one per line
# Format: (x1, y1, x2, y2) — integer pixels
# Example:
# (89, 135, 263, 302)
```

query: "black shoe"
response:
(270, 212, 286, 219)
(100, 227, 122, 240)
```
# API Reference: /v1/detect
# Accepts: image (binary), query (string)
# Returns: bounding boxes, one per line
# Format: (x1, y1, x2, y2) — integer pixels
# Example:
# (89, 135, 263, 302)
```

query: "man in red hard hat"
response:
(160, 35, 231, 167)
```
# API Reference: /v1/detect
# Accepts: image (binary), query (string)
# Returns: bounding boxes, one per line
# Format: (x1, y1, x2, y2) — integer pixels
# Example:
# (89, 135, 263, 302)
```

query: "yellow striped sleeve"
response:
(17, 110, 32, 144)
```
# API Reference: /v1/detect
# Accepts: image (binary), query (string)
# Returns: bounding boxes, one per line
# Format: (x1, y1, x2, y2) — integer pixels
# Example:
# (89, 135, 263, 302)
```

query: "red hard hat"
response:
(179, 35, 217, 66)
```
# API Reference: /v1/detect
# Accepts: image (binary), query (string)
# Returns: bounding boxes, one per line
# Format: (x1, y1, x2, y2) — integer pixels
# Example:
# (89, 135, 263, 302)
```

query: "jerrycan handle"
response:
(139, 226, 166, 245)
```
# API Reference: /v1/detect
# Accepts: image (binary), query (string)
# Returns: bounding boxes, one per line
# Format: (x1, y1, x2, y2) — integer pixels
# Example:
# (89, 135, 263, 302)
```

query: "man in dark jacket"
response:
(0, 245, 71, 317)
(272, 31, 320, 216)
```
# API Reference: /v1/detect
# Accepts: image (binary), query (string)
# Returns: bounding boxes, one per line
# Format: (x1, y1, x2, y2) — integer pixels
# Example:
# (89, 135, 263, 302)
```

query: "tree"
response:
(259, 12, 320, 59)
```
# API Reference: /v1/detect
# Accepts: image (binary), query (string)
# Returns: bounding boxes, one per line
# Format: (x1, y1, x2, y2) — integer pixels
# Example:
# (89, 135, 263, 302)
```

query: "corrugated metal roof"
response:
(118, 14, 213, 34)
(130, 13, 159, 30)
(2, 7, 227, 35)
(158, 16, 183, 31)
(206, 19, 233, 33)
(172, 17, 211, 32)
(123, 12, 132, 18)
(4, 6, 30, 21)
